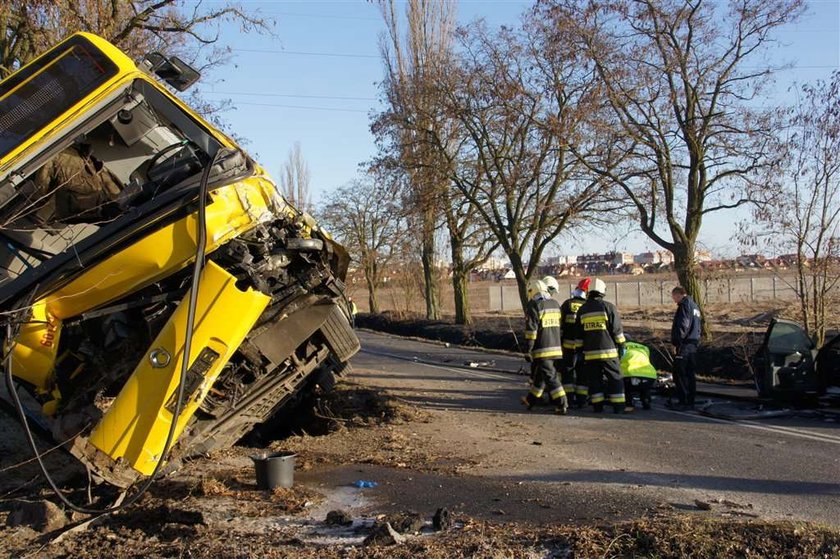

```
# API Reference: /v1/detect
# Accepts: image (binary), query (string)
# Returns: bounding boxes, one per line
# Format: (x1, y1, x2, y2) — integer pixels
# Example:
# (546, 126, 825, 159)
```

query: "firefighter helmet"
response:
(590, 277, 607, 295)
(542, 276, 560, 295)
(527, 279, 548, 299)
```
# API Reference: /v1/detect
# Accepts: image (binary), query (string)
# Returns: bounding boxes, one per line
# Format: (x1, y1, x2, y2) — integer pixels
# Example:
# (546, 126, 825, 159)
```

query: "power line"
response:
(267, 10, 380, 22)
(231, 101, 370, 113)
(205, 90, 378, 102)
(234, 48, 379, 59)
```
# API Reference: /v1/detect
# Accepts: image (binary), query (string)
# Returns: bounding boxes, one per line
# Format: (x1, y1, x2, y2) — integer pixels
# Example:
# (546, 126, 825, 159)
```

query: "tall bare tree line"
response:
(334, 0, 815, 335)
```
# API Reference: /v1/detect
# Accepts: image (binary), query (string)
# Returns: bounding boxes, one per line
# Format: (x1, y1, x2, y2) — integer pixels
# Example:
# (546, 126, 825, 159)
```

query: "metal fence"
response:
(488, 275, 801, 312)
(349, 273, 822, 314)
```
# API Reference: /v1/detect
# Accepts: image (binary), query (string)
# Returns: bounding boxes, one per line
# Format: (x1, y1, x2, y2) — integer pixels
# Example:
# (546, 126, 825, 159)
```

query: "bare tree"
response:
(750, 72, 840, 345)
(279, 142, 312, 214)
(427, 20, 610, 311)
(374, 0, 457, 321)
(0, 0, 272, 78)
(540, 0, 804, 337)
(318, 176, 405, 314)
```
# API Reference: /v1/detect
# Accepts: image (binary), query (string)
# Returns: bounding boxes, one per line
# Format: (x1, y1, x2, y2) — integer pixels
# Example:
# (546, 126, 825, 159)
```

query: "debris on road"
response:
(695, 499, 713, 511)
(465, 360, 496, 368)
(433, 508, 451, 531)
(325, 510, 354, 526)
(363, 521, 405, 546)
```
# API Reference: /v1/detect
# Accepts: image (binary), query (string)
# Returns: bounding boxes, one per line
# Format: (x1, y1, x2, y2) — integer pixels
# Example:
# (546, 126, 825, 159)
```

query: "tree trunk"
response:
(365, 263, 380, 314)
(450, 238, 471, 325)
(421, 211, 440, 320)
(508, 252, 530, 313)
(672, 244, 711, 340)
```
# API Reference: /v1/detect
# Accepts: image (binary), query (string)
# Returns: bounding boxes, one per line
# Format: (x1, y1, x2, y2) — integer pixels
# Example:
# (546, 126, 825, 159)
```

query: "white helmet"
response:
(527, 279, 548, 300)
(542, 276, 560, 295)
(590, 278, 607, 295)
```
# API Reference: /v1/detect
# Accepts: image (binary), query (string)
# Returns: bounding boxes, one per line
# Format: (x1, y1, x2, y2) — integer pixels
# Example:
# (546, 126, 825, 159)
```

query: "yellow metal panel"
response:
(88, 260, 269, 476)
(46, 179, 274, 319)
(7, 301, 62, 392)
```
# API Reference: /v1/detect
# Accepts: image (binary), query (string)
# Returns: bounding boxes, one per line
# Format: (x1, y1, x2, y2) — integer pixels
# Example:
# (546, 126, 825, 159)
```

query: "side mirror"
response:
(141, 53, 200, 91)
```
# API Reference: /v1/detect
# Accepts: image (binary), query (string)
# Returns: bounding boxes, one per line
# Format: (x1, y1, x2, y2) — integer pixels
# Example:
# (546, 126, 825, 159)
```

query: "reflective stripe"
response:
(530, 388, 544, 398)
(584, 349, 619, 361)
(579, 311, 607, 320)
(539, 309, 561, 328)
(575, 385, 589, 396)
(562, 340, 576, 349)
(549, 387, 566, 400)
(590, 393, 605, 403)
(608, 393, 625, 403)
(524, 331, 537, 340)
(562, 384, 576, 393)
(615, 334, 626, 344)
(532, 347, 563, 359)
(564, 316, 577, 324)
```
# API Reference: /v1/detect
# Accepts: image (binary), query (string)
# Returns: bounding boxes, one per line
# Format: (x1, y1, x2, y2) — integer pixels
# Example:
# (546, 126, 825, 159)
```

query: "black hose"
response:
(2, 149, 222, 515)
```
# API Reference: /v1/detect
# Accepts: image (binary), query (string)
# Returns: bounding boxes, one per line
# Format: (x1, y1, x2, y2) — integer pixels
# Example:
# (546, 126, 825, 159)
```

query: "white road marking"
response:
(661, 407, 840, 445)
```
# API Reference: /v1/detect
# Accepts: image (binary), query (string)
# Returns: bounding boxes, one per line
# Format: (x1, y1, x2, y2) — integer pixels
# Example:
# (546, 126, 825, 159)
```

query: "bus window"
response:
(0, 36, 118, 160)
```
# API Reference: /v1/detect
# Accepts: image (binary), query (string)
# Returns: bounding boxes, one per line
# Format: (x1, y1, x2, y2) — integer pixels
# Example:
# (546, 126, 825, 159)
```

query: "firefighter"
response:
(542, 276, 569, 401)
(620, 341, 657, 411)
(520, 279, 568, 414)
(573, 278, 627, 413)
(560, 277, 590, 408)
(668, 285, 701, 410)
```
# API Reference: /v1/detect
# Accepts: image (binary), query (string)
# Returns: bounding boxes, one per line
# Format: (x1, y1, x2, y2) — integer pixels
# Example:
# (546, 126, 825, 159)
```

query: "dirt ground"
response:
(2, 383, 839, 558)
(356, 301, 805, 382)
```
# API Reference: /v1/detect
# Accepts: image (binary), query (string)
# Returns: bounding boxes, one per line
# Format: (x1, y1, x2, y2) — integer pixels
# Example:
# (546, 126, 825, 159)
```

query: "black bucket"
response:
(251, 451, 296, 490)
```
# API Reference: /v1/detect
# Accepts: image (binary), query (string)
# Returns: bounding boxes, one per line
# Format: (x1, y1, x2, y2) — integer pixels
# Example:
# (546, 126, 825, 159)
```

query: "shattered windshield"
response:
(0, 79, 224, 287)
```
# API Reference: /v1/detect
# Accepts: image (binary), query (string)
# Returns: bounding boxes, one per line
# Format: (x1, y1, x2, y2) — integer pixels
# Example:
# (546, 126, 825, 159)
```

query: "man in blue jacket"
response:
(669, 286, 702, 410)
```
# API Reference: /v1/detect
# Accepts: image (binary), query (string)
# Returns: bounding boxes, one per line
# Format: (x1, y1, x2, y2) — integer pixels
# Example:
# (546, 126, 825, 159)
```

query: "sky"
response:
(190, 0, 840, 259)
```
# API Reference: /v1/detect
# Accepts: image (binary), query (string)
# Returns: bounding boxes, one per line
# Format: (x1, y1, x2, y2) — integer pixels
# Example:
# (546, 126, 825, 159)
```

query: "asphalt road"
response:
(345, 330, 840, 527)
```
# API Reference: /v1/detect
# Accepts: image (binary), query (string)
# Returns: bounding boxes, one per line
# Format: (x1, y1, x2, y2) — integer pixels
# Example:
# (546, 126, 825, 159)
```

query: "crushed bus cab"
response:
(0, 33, 359, 488)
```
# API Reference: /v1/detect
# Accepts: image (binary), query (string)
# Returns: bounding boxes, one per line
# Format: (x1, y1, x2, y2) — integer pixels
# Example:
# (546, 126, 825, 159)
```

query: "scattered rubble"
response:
(363, 521, 405, 546)
(433, 507, 451, 531)
(325, 510, 353, 526)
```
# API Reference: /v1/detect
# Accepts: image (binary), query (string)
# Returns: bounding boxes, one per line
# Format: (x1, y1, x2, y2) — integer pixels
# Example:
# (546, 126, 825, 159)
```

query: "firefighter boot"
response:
(592, 402, 604, 413)
(554, 395, 569, 415)
(520, 393, 539, 411)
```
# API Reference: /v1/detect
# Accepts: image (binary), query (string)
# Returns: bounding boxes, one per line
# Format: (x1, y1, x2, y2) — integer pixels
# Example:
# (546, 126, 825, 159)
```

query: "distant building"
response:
(611, 251, 635, 266)
(634, 250, 674, 266)
(694, 249, 712, 263)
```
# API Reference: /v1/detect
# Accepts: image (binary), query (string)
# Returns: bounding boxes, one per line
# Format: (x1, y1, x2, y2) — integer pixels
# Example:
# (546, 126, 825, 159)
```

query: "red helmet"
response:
(576, 277, 591, 292)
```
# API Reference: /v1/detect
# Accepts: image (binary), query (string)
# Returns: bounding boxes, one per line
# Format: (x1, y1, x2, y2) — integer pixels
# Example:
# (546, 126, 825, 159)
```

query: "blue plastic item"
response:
(353, 480, 378, 488)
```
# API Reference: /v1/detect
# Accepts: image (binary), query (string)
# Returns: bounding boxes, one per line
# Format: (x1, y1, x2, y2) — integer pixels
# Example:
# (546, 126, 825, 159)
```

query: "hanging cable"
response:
(2, 148, 223, 515)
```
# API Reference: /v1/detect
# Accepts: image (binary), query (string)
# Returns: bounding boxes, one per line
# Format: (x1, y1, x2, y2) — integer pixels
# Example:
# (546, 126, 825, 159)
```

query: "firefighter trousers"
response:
(583, 358, 625, 411)
(525, 359, 567, 409)
(559, 352, 587, 406)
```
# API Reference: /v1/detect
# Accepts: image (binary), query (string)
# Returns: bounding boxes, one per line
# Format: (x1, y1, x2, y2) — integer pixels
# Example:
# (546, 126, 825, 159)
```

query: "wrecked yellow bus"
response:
(0, 33, 359, 487)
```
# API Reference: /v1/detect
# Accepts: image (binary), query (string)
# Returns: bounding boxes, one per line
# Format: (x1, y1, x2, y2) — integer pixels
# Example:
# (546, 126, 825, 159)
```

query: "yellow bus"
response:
(0, 33, 358, 487)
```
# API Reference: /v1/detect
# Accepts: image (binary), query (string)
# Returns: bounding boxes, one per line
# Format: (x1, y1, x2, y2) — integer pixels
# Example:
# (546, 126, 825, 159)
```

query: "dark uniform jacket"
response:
(574, 295, 626, 361)
(671, 295, 701, 348)
(524, 294, 563, 359)
(32, 147, 122, 224)
(559, 295, 585, 351)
